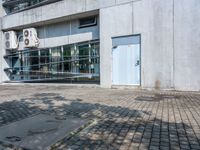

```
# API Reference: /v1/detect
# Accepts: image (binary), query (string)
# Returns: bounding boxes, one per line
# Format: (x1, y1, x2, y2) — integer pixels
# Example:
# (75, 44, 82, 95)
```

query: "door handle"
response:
(135, 60, 140, 66)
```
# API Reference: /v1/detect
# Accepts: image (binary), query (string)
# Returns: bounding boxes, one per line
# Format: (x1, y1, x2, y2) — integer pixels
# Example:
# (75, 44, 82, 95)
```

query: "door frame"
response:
(111, 34, 141, 86)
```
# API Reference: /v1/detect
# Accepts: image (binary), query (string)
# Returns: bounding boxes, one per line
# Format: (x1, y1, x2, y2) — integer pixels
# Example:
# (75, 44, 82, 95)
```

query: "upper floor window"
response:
(79, 16, 97, 28)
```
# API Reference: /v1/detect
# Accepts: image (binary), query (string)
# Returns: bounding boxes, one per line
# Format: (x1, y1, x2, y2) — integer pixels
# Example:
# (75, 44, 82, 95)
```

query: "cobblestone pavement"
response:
(0, 85, 200, 150)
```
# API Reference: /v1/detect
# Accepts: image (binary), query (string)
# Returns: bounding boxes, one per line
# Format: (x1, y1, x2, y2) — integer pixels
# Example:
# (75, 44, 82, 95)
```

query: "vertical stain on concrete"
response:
(155, 80, 161, 90)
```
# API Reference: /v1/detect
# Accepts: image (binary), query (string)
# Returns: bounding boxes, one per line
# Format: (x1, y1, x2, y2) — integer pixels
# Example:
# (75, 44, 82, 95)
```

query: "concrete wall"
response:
(100, 3, 134, 88)
(0, 18, 2, 83)
(1, 0, 143, 30)
(0, 0, 200, 91)
(174, 0, 200, 91)
(0, 18, 9, 82)
(0, 3, 5, 17)
(100, 0, 200, 91)
(17, 17, 99, 50)
(1, 0, 111, 30)
(100, 0, 174, 89)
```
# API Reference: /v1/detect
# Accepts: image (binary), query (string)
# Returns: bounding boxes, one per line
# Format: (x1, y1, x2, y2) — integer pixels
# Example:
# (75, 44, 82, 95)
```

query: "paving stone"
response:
(190, 144, 200, 149)
(149, 145, 159, 150)
(160, 146, 170, 150)
(151, 138, 160, 142)
(150, 141, 160, 146)
(0, 85, 199, 150)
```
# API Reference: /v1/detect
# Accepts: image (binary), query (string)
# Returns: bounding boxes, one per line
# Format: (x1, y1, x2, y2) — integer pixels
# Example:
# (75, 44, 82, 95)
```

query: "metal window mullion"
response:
(38, 49, 41, 79)
(61, 46, 64, 73)
(49, 48, 52, 78)
(74, 44, 78, 73)
(8, 56, 99, 70)
(21, 51, 24, 79)
(89, 43, 91, 74)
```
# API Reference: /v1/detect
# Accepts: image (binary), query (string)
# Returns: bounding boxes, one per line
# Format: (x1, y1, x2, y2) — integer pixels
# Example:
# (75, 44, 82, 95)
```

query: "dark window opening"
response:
(79, 16, 97, 28)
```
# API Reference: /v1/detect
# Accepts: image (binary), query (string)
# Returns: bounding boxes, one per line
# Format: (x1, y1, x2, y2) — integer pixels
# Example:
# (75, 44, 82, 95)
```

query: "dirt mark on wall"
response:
(155, 80, 161, 90)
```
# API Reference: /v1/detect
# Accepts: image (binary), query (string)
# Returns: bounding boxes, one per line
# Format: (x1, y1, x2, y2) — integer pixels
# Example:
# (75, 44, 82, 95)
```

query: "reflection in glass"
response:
(40, 49, 50, 79)
(51, 47, 62, 77)
(78, 44, 89, 74)
(5, 41, 100, 83)
(63, 45, 71, 72)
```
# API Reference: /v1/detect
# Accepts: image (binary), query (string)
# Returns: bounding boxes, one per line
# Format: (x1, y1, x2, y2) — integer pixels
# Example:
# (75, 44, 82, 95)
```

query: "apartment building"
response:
(0, 0, 199, 91)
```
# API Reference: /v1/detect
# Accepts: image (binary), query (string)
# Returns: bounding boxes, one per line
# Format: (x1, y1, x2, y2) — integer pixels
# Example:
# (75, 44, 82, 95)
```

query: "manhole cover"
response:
(0, 114, 89, 150)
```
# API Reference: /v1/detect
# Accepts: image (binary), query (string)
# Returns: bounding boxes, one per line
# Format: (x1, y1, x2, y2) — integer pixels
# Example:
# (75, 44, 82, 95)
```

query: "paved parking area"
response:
(0, 84, 200, 150)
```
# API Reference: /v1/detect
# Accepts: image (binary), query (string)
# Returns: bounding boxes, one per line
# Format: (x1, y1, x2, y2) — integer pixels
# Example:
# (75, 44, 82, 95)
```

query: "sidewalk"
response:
(0, 85, 199, 150)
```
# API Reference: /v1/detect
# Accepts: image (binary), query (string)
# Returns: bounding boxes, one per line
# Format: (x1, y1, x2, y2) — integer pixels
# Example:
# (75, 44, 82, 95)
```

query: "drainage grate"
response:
(160, 95, 181, 99)
(135, 94, 181, 102)
(135, 96, 160, 102)
(0, 114, 89, 150)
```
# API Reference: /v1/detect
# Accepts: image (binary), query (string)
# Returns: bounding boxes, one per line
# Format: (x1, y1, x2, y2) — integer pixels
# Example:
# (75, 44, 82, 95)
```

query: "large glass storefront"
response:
(4, 40, 100, 83)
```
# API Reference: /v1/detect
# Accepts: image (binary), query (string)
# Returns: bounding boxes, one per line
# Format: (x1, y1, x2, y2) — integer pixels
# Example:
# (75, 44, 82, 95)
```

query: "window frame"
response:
(79, 16, 97, 28)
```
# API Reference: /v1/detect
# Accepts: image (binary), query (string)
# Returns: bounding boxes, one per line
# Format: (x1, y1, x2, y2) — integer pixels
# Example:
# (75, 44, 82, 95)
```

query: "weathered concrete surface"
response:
(100, 3, 134, 88)
(1, 0, 110, 30)
(0, 18, 9, 84)
(100, 0, 174, 89)
(0, 85, 199, 149)
(16, 16, 99, 49)
(0, 18, 2, 84)
(1, 0, 142, 30)
(0, 0, 200, 91)
(174, 0, 200, 91)
(0, 114, 89, 150)
(100, 0, 200, 91)
(133, 0, 174, 90)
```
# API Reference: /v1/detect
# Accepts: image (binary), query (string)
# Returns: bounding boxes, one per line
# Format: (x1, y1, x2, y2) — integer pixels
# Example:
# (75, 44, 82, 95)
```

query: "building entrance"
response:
(112, 35, 141, 85)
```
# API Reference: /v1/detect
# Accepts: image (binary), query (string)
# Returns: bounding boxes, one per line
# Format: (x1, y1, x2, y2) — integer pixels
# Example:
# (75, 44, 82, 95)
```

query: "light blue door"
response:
(112, 35, 140, 85)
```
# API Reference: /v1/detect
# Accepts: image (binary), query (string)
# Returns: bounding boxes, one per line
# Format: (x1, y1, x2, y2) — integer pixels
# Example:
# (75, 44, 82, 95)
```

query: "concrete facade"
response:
(16, 16, 100, 50)
(0, 0, 200, 91)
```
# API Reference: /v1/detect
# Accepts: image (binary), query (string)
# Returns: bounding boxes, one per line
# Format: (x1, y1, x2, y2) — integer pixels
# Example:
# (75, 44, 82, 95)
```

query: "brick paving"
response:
(0, 85, 199, 150)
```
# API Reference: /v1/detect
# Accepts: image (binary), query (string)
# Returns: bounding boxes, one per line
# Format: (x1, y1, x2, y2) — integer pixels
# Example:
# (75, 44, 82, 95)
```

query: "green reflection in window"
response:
(7, 41, 100, 83)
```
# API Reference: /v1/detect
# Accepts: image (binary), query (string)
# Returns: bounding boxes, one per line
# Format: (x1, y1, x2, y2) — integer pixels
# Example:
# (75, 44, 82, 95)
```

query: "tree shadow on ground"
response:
(0, 92, 199, 150)
(58, 118, 199, 150)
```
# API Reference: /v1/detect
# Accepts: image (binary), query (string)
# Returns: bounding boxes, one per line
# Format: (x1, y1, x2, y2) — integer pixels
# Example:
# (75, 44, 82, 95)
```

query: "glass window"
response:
(10, 53, 21, 80)
(40, 49, 50, 65)
(63, 45, 72, 72)
(22, 50, 39, 80)
(40, 49, 50, 79)
(12, 54, 20, 68)
(7, 41, 100, 83)
(50, 47, 62, 78)
(90, 43, 100, 74)
(79, 16, 97, 28)
(78, 44, 90, 73)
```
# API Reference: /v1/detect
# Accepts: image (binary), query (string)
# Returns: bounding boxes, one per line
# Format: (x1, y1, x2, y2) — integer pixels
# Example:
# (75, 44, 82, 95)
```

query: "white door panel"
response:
(112, 42, 140, 85)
